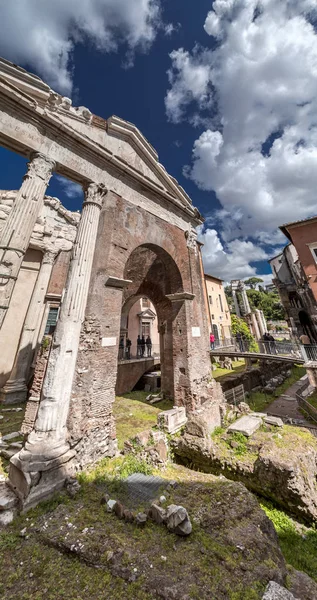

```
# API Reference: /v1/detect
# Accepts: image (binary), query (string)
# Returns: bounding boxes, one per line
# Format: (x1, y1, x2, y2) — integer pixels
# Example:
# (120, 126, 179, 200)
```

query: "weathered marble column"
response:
(9, 184, 107, 506)
(251, 312, 261, 340)
(0, 153, 55, 329)
(0, 251, 57, 404)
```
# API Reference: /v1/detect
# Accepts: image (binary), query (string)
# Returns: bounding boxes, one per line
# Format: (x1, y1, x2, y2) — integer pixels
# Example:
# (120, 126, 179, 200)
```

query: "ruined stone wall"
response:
(219, 360, 293, 394)
(116, 358, 158, 395)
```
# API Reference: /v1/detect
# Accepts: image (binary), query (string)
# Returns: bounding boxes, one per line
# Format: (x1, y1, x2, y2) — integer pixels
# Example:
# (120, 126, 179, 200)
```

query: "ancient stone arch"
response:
(0, 57, 222, 509)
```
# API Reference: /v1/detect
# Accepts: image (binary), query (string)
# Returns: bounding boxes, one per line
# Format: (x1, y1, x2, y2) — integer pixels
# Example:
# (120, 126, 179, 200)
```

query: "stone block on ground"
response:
(250, 412, 267, 418)
(165, 504, 192, 536)
(1, 449, 18, 460)
(2, 432, 21, 441)
(148, 503, 166, 524)
(158, 406, 187, 434)
(106, 499, 116, 512)
(227, 415, 262, 437)
(134, 430, 151, 447)
(264, 416, 284, 427)
(0, 510, 15, 526)
(0, 483, 18, 512)
(153, 438, 168, 462)
(135, 512, 147, 525)
(262, 581, 297, 599)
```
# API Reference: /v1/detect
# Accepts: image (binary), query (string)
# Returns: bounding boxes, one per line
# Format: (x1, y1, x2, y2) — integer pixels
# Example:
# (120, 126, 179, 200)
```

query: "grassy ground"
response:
(306, 390, 317, 410)
(260, 499, 317, 582)
(0, 403, 25, 476)
(0, 460, 295, 600)
(247, 365, 306, 413)
(212, 360, 246, 380)
(113, 392, 173, 450)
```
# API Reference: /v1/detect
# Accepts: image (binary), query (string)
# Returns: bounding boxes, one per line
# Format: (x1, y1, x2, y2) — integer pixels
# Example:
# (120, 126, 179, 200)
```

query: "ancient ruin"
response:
(0, 58, 223, 509)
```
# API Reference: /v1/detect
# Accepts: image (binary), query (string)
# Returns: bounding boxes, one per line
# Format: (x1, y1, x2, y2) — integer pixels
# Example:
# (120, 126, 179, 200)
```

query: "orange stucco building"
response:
(280, 217, 317, 303)
(271, 216, 317, 341)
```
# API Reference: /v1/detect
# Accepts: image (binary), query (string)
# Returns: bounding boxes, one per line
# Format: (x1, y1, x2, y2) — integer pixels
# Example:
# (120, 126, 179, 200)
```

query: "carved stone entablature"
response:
(47, 91, 92, 123)
(185, 228, 198, 252)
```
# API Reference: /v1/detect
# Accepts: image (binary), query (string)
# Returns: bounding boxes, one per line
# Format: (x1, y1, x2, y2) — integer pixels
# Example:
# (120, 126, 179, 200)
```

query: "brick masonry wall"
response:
(67, 190, 223, 466)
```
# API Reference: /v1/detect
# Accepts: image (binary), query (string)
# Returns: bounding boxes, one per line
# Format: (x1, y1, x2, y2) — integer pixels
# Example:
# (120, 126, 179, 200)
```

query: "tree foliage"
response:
(246, 289, 285, 321)
(244, 277, 264, 289)
(231, 315, 258, 352)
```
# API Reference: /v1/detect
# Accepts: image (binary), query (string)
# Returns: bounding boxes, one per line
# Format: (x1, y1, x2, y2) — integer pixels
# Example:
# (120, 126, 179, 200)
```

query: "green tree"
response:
(231, 315, 258, 352)
(244, 277, 264, 289)
(246, 288, 285, 321)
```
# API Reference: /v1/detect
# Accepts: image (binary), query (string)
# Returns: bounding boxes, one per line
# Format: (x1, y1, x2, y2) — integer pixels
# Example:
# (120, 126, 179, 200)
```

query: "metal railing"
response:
(118, 343, 160, 362)
(211, 337, 304, 359)
(224, 384, 245, 406)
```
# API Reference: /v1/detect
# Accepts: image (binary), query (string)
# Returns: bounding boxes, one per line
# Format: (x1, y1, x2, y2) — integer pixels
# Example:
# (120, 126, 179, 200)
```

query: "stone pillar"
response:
(9, 183, 107, 508)
(0, 153, 55, 329)
(0, 251, 57, 404)
(232, 288, 241, 317)
(241, 285, 251, 315)
(251, 312, 261, 340)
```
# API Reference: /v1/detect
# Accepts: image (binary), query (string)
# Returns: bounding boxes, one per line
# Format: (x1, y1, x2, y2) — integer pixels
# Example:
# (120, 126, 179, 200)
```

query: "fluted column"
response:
(0, 153, 55, 328)
(1, 251, 57, 403)
(26, 183, 107, 454)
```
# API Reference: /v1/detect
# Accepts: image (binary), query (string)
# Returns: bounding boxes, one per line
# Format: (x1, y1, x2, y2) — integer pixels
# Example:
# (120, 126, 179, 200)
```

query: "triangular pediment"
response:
(0, 57, 200, 217)
(138, 308, 157, 319)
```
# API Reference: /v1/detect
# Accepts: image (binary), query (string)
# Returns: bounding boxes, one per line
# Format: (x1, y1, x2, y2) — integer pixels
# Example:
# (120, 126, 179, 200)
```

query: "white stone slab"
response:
(101, 337, 116, 347)
(158, 407, 187, 434)
(228, 416, 262, 437)
(250, 412, 267, 418)
(262, 581, 296, 599)
(192, 327, 201, 338)
(2, 432, 20, 441)
(264, 416, 284, 427)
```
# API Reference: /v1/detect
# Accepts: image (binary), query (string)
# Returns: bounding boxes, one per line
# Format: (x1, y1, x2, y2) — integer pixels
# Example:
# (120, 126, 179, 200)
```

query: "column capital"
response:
(42, 250, 58, 265)
(83, 182, 108, 209)
(27, 152, 56, 186)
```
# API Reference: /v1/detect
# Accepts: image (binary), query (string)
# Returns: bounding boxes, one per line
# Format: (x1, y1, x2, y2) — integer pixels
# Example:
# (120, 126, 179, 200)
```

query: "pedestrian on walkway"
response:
(119, 337, 124, 360)
(210, 332, 215, 350)
(146, 335, 152, 356)
(126, 337, 131, 359)
(137, 335, 142, 358)
(141, 335, 146, 357)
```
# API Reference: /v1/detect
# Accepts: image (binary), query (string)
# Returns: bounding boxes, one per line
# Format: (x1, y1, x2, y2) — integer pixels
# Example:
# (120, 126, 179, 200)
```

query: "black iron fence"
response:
(118, 343, 160, 362)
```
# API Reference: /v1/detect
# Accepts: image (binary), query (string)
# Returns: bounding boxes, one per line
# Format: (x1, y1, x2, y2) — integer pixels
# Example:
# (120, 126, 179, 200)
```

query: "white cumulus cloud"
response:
(166, 0, 317, 280)
(198, 226, 274, 283)
(0, 0, 163, 94)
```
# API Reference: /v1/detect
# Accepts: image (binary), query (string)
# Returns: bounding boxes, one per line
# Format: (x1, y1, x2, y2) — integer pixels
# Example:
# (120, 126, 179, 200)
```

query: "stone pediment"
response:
(0, 57, 198, 214)
(138, 308, 157, 319)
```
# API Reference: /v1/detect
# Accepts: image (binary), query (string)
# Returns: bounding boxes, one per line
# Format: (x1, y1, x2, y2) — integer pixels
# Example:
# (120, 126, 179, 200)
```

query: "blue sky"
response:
(0, 0, 317, 283)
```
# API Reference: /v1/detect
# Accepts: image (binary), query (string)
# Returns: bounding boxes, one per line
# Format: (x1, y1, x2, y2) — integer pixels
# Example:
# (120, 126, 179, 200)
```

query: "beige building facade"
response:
(205, 274, 231, 343)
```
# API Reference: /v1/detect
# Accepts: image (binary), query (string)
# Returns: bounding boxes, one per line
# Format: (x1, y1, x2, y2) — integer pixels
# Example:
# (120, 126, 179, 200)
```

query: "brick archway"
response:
(120, 243, 184, 399)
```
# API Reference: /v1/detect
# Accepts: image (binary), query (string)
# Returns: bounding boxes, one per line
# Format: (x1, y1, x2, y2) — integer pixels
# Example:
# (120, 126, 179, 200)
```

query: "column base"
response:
(0, 380, 28, 404)
(8, 442, 76, 511)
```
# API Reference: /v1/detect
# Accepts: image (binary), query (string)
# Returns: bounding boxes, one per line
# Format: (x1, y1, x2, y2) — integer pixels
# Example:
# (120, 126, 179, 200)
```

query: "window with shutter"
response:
(44, 307, 59, 335)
